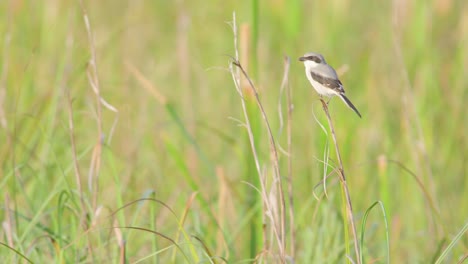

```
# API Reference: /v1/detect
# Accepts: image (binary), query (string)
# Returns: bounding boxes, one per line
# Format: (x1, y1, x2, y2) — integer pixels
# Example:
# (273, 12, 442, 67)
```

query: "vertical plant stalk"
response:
(79, 3, 118, 262)
(230, 12, 286, 262)
(79, 1, 118, 210)
(113, 218, 126, 264)
(65, 87, 86, 221)
(319, 99, 360, 263)
(278, 56, 295, 257)
(285, 58, 295, 258)
(79, 0, 103, 211)
(61, 28, 88, 228)
(234, 61, 286, 259)
(239, 22, 262, 258)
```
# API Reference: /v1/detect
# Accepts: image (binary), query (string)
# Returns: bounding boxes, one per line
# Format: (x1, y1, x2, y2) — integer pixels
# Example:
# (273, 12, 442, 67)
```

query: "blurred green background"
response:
(0, 0, 466, 263)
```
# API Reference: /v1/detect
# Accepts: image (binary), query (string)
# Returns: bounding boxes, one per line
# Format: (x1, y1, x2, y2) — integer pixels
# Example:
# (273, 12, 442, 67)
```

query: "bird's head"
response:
(299, 52, 326, 68)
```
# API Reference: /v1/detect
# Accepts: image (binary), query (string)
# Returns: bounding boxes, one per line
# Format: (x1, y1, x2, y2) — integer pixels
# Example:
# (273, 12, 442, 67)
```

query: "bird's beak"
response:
(299, 56, 306, 62)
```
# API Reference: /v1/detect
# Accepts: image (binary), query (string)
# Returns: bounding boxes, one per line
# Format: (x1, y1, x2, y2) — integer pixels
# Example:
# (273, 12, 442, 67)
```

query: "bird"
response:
(299, 52, 361, 118)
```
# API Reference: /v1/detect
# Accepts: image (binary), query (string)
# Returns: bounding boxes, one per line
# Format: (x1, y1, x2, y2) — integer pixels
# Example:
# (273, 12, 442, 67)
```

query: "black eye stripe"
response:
(308, 56, 322, 63)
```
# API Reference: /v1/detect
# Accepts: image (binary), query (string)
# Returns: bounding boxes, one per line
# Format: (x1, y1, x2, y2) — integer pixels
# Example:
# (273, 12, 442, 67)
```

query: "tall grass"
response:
(0, 0, 466, 263)
(230, 13, 287, 260)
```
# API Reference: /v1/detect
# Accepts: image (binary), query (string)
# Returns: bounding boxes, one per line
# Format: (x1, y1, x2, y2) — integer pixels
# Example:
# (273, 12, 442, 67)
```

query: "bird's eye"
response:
(309, 56, 321, 63)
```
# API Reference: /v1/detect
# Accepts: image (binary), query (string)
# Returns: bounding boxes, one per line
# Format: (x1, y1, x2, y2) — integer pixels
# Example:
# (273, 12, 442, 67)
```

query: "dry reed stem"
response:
(65, 85, 87, 218)
(229, 13, 268, 255)
(456, 254, 468, 264)
(113, 218, 125, 264)
(231, 60, 287, 261)
(319, 99, 360, 263)
(79, 0, 119, 210)
(172, 191, 199, 263)
(229, 12, 287, 262)
(79, 2, 118, 261)
(125, 61, 167, 105)
(59, 29, 88, 228)
(78, 0, 102, 212)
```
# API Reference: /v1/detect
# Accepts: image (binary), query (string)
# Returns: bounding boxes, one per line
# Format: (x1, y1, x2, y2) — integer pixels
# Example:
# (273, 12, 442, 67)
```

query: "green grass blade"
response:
(435, 221, 468, 264)
(360, 201, 390, 264)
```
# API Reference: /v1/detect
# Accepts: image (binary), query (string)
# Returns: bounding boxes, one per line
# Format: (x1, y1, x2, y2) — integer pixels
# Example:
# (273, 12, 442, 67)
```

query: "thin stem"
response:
(279, 56, 295, 257)
(320, 99, 360, 263)
(79, 0, 102, 212)
(234, 61, 286, 258)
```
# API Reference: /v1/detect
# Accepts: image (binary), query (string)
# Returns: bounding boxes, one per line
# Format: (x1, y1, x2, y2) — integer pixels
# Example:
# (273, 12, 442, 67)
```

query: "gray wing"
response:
(309, 64, 345, 93)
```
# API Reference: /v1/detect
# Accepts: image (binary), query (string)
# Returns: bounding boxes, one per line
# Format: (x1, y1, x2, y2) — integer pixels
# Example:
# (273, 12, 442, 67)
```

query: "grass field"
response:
(1, 0, 467, 263)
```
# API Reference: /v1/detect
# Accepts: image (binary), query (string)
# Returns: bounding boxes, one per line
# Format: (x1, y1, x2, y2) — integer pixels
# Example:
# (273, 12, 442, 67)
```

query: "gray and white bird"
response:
(299, 52, 361, 118)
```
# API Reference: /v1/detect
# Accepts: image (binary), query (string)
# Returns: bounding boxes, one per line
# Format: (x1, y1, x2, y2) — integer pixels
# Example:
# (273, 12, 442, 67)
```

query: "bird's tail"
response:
(338, 94, 362, 118)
